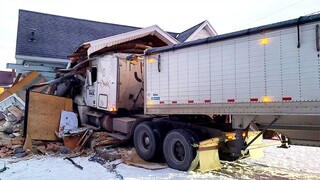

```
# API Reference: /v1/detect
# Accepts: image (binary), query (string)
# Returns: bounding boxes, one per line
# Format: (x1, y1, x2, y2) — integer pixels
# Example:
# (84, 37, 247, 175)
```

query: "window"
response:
(91, 67, 97, 83)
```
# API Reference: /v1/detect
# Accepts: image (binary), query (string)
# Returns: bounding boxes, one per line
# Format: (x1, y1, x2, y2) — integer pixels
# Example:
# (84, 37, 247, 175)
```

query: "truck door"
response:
(96, 56, 118, 111)
(85, 66, 97, 107)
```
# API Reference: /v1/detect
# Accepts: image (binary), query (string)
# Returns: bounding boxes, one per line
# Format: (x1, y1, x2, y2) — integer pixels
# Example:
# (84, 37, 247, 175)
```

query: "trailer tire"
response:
(163, 129, 197, 171)
(134, 122, 160, 161)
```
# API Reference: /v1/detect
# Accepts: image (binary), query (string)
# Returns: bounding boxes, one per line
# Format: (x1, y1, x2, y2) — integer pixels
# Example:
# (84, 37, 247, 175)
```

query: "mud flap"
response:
(246, 131, 264, 159)
(188, 152, 199, 171)
(190, 138, 222, 172)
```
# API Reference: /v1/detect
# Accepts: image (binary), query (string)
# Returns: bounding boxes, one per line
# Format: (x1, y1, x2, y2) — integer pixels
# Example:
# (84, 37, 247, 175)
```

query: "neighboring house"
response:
(0, 70, 15, 87)
(9, 9, 217, 80)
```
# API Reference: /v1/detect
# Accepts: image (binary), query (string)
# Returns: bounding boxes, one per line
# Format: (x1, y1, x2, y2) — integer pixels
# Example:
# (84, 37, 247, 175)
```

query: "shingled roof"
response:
(175, 21, 205, 42)
(16, 10, 140, 60)
(16, 10, 215, 61)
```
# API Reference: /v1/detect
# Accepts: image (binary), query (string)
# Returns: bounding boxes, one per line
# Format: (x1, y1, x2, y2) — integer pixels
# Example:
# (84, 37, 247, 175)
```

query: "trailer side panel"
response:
(145, 21, 320, 115)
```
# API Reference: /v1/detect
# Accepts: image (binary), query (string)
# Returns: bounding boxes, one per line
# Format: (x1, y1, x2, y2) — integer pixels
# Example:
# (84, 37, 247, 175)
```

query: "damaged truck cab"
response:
(76, 54, 144, 130)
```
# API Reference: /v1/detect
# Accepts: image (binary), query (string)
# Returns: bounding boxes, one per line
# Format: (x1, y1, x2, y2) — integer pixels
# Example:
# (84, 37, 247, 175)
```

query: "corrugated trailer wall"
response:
(145, 20, 320, 115)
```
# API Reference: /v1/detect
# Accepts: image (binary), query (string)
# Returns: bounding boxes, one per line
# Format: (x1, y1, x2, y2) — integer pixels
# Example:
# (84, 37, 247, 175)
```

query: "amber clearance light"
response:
(260, 38, 270, 45)
(110, 107, 117, 112)
(148, 58, 155, 63)
(262, 96, 271, 103)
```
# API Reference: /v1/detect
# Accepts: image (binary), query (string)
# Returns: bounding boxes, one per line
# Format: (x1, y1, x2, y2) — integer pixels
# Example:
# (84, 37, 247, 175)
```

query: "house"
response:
(0, 70, 15, 87)
(9, 10, 217, 80)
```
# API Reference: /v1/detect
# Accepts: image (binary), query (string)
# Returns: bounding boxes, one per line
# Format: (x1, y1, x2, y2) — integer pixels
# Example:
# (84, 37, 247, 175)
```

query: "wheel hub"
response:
(143, 134, 151, 149)
(174, 141, 185, 161)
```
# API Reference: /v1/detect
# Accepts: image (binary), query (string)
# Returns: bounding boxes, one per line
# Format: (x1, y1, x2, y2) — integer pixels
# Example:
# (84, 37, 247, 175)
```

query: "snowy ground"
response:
(1, 143, 319, 180)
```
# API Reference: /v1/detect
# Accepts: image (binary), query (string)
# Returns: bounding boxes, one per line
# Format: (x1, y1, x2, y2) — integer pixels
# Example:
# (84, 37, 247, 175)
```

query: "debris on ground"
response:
(103, 159, 124, 180)
(0, 71, 163, 172)
(0, 93, 25, 136)
(0, 160, 7, 173)
(94, 146, 122, 162)
(90, 132, 119, 148)
(57, 127, 94, 152)
(0, 93, 26, 159)
(0, 147, 10, 158)
(64, 157, 83, 170)
(121, 148, 168, 170)
(88, 154, 107, 164)
(14, 147, 26, 158)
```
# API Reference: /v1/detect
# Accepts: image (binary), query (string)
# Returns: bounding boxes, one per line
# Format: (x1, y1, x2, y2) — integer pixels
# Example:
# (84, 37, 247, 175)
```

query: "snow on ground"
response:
(1, 143, 319, 180)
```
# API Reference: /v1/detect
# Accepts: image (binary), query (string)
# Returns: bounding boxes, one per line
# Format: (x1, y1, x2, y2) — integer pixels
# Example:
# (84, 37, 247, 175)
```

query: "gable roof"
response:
(184, 20, 217, 42)
(16, 10, 140, 60)
(175, 21, 205, 42)
(175, 20, 218, 42)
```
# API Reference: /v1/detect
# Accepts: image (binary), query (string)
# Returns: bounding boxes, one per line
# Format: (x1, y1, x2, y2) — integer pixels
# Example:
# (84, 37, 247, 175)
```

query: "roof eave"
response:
(73, 25, 179, 57)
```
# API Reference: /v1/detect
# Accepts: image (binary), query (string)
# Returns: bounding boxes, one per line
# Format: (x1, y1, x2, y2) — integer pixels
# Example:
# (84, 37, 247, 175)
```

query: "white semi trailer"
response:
(25, 14, 320, 171)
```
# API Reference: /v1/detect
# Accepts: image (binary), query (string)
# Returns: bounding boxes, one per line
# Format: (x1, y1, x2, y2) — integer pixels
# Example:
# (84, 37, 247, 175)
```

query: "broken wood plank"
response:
(63, 134, 82, 150)
(0, 71, 46, 102)
(23, 134, 32, 151)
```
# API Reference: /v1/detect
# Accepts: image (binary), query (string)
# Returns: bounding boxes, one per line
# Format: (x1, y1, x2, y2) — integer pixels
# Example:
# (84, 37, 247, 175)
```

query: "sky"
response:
(0, 0, 320, 71)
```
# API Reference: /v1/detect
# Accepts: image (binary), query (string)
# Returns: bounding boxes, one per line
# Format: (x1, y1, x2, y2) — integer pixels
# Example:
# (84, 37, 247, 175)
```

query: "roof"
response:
(82, 25, 179, 57)
(183, 20, 218, 42)
(146, 13, 320, 55)
(175, 21, 205, 42)
(15, 10, 215, 60)
(16, 10, 140, 60)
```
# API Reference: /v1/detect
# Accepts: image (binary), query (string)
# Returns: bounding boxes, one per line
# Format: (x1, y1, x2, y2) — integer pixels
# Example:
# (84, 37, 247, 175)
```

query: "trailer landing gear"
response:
(279, 134, 290, 148)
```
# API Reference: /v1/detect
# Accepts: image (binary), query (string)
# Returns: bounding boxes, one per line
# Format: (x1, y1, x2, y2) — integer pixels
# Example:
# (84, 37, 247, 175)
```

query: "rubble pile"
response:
(0, 71, 164, 173)
(0, 107, 122, 159)
(0, 72, 121, 161)
(0, 94, 27, 158)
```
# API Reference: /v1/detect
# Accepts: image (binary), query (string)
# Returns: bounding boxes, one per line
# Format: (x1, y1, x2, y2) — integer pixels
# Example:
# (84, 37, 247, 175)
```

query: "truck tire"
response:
(134, 122, 160, 161)
(163, 129, 197, 171)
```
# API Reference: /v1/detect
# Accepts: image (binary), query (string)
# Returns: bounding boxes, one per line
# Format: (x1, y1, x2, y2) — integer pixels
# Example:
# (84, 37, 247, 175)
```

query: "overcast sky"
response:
(0, 0, 320, 71)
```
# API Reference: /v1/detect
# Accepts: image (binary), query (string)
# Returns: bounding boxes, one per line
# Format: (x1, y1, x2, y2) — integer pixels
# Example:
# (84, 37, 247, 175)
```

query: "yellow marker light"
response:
(242, 132, 246, 138)
(148, 100, 154, 106)
(263, 96, 271, 103)
(227, 135, 233, 140)
(130, 60, 138, 65)
(110, 107, 117, 112)
(260, 38, 269, 45)
(0, 87, 4, 94)
(148, 58, 155, 63)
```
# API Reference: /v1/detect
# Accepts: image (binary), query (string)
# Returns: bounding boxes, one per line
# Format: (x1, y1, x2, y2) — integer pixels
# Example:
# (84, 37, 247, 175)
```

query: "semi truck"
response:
(25, 14, 320, 171)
